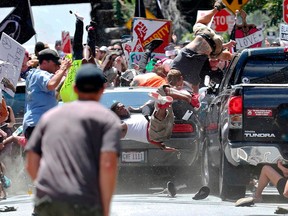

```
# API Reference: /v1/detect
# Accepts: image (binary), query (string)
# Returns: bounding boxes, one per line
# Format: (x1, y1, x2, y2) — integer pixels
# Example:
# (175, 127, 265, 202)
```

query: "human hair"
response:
(110, 102, 121, 113)
(153, 65, 166, 78)
(167, 69, 182, 86)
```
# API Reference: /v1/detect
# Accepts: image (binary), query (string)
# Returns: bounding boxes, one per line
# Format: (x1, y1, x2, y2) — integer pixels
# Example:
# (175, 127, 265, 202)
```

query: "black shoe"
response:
(144, 38, 163, 53)
(214, 0, 226, 11)
(192, 186, 210, 200)
(275, 207, 288, 214)
(0, 206, 17, 212)
(167, 181, 176, 197)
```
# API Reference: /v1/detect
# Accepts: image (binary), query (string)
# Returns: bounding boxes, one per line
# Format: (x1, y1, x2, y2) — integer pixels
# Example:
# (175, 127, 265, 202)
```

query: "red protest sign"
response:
(213, 9, 231, 32)
(132, 18, 172, 53)
(284, 0, 288, 24)
(61, 31, 72, 54)
(234, 10, 263, 50)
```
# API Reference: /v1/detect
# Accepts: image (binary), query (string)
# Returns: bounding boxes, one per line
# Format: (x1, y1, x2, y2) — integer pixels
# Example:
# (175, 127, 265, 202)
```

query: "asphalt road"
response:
(0, 192, 286, 216)
(0, 164, 286, 216)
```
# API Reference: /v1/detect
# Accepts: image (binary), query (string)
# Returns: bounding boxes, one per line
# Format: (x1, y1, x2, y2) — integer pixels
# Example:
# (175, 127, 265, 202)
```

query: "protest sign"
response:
(132, 17, 171, 53)
(197, 9, 235, 33)
(62, 31, 72, 54)
(129, 52, 166, 70)
(125, 18, 172, 67)
(235, 27, 263, 50)
(231, 10, 263, 51)
(280, 23, 288, 41)
(60, 57, 81, 102)
(0, 32, 25, 97)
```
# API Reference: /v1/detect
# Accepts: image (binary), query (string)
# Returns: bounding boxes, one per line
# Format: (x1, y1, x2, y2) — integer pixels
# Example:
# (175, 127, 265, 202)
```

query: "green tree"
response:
(243, 0, 283, 27)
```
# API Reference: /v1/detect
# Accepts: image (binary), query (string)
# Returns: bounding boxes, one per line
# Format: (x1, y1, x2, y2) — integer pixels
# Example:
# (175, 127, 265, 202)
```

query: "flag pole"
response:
(138, 0, 140, 17)
(27, 0, 37, 44)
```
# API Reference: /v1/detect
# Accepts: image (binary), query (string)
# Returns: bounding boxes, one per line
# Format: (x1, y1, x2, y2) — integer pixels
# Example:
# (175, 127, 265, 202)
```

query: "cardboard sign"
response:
(62, 31, 72, 54)
(126, 18, 172, 67)
(235, 27, 263, 50)
(197, 10, 235, 33)
(60, 58, 81, 102)
(212, 9, 235, 33)
(0, 32, 25, 97)
(129, 52, 166, 66)
(132, 18, 172, 53)
(280, 23, 288, 41)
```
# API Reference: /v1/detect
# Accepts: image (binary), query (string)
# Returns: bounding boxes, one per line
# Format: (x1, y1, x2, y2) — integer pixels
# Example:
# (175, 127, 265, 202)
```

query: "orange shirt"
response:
(139, 74, 167, 87)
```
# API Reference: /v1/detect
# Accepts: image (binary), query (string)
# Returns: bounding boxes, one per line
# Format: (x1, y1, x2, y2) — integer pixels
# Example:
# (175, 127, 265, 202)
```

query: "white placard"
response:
(0, 32, 25, 97)
(235, 29, 264, 50)
(280, 23, 288, 41)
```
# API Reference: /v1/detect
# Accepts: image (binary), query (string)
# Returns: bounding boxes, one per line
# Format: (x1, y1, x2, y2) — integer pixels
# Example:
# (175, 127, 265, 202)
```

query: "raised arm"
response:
(47, 58, 72, 91)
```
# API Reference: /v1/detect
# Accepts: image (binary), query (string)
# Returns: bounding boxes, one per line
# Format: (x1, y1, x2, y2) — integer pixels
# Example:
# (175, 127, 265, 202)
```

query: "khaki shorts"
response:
(148, 107, 174, 142)
(148, 85, 174, 142)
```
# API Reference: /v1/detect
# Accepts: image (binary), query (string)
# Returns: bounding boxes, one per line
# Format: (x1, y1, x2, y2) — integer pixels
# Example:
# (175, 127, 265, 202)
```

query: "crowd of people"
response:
(0, 0, 286, 215)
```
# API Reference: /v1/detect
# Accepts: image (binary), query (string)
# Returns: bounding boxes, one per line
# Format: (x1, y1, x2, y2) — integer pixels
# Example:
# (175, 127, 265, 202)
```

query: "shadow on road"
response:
(116, 165, 203, 195)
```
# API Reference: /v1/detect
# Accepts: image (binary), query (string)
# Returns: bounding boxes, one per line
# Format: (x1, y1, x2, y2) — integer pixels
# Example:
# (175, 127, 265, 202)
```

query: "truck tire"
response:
(219, 152, 246, 201)
(201, 139, 219, 194)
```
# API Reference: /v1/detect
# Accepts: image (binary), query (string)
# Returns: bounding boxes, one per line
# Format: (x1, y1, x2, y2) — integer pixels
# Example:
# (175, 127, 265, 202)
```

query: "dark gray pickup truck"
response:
(201, 47, 288, 200)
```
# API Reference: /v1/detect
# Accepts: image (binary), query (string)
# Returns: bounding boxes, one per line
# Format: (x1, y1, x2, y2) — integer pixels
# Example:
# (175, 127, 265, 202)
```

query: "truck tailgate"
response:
(243, 86, 288, 142)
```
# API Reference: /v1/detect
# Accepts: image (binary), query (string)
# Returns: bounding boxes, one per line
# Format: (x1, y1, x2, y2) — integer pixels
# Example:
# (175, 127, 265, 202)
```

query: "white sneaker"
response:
(235, 195, 262, 207)
(148, 92, 173, 106)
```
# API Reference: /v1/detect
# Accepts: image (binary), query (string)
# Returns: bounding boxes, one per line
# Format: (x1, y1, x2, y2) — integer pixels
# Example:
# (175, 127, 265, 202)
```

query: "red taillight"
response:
(172, 124, 194, 133)
(228, 96, 242, 114)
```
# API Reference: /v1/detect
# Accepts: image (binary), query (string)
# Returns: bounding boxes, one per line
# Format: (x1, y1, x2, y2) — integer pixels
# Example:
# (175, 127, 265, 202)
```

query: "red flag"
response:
(61, 31, 72, 54)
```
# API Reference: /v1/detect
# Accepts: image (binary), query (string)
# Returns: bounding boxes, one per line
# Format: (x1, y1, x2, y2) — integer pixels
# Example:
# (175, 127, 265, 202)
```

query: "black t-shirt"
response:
(199, 59, 224, 87)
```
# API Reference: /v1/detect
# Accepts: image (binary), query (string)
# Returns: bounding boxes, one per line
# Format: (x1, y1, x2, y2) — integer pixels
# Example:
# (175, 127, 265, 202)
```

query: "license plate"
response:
(121, 151, 145, 163)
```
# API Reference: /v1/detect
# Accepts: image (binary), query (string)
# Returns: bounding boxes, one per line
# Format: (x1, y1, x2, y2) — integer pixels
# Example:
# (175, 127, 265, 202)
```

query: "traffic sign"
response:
(284, 0, 288, 24)
(212, 9, 232, 32)
(222, 0, 250, 14)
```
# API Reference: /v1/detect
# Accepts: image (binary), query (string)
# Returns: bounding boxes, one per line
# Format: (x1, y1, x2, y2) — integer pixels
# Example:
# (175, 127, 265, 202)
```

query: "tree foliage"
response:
(113, 0, 285, 42)
(243, 0, 283, 27)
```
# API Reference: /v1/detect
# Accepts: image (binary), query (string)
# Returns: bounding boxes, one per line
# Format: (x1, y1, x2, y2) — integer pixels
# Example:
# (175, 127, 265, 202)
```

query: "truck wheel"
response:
(201, 140, 219, 194)
(219, 153, 246, 201)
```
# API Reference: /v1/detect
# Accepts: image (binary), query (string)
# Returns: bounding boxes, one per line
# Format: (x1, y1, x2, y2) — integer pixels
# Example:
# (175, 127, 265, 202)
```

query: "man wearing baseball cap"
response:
(23, 48, 72, 140)
(26, 63, 120, 216)
(37, 48, 62, 66)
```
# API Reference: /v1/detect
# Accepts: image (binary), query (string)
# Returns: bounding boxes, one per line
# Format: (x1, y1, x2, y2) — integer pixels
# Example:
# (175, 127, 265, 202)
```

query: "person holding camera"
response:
(100, 52, 120, 87)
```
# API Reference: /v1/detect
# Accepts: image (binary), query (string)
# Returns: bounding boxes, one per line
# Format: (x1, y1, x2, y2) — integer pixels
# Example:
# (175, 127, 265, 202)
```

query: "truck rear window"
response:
(241, 55, 288, 84)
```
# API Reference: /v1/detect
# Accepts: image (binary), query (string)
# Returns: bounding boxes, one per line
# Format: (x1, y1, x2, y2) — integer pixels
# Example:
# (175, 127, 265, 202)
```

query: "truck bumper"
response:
(227, 144, 285, 166)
